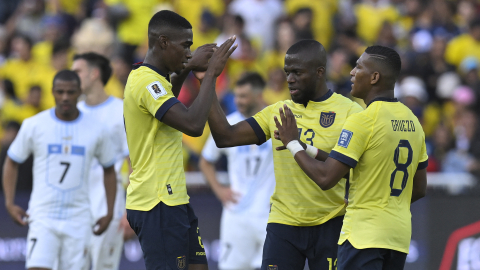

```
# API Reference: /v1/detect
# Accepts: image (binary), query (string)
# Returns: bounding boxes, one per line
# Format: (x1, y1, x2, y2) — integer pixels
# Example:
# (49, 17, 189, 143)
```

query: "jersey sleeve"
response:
(417, 137, 429, 170)
(7, 119, 33, 163)
(95, 126, 117, 168)
(329, 112, 373, 168)
(138, 79, 180, 121)
(201, 135, 225, 163)
(246, 104, 275, 145)
(348, 101, 364, 116)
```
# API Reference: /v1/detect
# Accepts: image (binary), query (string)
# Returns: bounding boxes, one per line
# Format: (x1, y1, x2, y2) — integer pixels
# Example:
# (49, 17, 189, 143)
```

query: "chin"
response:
(291, 94, 308, 104)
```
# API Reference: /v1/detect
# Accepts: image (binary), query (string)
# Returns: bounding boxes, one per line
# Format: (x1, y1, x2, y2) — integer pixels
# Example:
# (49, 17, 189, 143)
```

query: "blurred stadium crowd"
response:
(0, 0, 480, 186)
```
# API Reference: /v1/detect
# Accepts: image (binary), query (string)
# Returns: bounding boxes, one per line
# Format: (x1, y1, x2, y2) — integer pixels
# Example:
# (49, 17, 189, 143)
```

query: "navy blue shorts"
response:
(127, 202, 207, 270)
(337, 240, 407, 270)
(261, 215, 343, 270)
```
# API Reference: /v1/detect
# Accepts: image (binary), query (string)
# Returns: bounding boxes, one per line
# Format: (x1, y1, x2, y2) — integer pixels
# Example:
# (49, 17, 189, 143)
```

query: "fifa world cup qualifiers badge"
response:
(268, 265, 278, 270)
(147, 81, 167, 100)
(320, 111, 336, 128)
(167, 184, 173, 195)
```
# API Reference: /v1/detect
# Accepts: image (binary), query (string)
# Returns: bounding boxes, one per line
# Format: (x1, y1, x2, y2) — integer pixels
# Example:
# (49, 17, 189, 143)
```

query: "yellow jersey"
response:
(124, 63, 188, 211)
(445, 33, 480, 67)
(354, 3, 399, 45)
(330, 98, 428, 253)
(249, 90, 363, 226)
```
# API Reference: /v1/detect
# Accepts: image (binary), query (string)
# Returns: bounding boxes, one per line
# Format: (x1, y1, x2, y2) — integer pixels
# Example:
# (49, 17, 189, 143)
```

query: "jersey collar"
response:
(311, 89, 333, 102)
(367, 97, 398, 107)
(132, 62, 170, 82)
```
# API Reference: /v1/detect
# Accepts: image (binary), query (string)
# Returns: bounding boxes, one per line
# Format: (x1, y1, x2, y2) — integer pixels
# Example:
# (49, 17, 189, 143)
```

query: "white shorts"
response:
(218, 209, 268, 270)
(26, 218, 91, 270)
(84, 219, 124, 270)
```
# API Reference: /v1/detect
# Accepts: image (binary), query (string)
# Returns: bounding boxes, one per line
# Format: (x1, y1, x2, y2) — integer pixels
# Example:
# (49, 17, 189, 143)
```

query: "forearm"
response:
(207, 93, 234, 145)
(293, 151, 332, 189)
(170, 67, 192, 98)
(184, 72, 217, 134)
(3, 157, 19, 207)
(199, 158, 222, 191)
(103, 167, 117, 217)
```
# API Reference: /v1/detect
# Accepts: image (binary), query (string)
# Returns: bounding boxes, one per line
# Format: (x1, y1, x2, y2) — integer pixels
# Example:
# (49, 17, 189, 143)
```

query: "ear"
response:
(158, 35, 169, 50)
(316, 66, 326, 78)
(91, 68, 101, 81)
(371, 71, 380, 85)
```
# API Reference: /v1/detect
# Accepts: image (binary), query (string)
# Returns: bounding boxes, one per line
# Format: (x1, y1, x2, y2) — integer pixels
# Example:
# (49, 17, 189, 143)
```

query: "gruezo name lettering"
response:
(391, 120, 415, 132)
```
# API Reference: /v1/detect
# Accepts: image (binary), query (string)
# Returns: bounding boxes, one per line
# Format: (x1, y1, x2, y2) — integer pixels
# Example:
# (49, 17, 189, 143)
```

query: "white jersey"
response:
(202, 111, 275, 216)
(78, 96, 128, 220)
(7, 109, 116, 222)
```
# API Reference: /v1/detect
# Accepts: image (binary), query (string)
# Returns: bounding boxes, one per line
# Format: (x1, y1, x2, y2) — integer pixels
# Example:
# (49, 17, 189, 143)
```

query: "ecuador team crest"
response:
(268, 265, 278, 270)
(177, 255, 186, 269)
(320, 111, 336, 128)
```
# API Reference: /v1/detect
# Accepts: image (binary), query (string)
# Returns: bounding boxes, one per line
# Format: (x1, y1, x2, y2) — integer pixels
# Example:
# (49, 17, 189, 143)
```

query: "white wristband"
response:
(306, 144, 318, 158)
(286, 140, 304, 156)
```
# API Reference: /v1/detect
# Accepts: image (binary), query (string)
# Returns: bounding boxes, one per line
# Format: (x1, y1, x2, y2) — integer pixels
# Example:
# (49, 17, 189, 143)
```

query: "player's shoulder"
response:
(330, 92, 361, 107)
(24, 109, 52, 125)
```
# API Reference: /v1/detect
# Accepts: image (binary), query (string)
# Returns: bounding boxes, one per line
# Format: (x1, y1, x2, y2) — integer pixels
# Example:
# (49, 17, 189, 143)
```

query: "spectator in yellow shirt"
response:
(354, 0, 399, 45)
(445, 18, 480, 68)
(2, 85, 42, 124)
(0, 34, 48, 103)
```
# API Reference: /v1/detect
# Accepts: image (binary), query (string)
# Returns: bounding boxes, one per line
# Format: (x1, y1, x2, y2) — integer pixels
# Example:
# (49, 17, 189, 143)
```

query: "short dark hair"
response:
(147, 10, 192, 48)
(286, 39, 327, 66)
(52, 39, 70, 56)
(236, 72, 266, 92)
(53, 70, 81, 88)
(364, 45, 402, 79)
(73, 52, 112, 85)
(5, 121, 21, 131)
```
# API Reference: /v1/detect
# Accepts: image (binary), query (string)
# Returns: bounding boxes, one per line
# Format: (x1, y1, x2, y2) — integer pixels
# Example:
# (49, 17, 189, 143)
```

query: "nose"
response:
(350, 67, 356, 77)
(186, 49, 192, 59)
(286, 73, 295, 83)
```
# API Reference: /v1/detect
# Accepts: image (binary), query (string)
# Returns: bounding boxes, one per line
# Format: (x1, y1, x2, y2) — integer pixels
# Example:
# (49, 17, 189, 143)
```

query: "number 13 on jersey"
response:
(46, 144, 85, 191)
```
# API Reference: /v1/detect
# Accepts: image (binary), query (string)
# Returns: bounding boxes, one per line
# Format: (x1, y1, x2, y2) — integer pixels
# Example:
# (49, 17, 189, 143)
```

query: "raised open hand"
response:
(187, 43, 217, 72)
(206, 36, 238, 77)
(274, 104, 299, 148)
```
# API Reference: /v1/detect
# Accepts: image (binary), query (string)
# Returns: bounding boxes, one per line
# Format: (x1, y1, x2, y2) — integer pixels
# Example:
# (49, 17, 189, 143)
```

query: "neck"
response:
(364, 87, 395, 106)
(84, 82, 109, 106)
(311, 82, 329, 101)
(55, 108, 80, 121)
(144, 50, 170, 75)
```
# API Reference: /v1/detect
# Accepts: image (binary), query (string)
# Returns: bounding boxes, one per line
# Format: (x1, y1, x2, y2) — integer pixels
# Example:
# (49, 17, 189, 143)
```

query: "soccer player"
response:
(199, 73, 275, 270)
(72, 52, 129, 270)
(206, 39, 363, 269)
(2, 70, 117, 270)
(123, 10, 236, 270)
(274, 46, 428, 269)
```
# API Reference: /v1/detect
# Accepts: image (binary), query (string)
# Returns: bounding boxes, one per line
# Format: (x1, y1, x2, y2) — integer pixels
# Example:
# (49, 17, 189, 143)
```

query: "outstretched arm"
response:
(275, 105, 351, 190)
(207, 92, 261, 148)
(161, 38, 237, 137)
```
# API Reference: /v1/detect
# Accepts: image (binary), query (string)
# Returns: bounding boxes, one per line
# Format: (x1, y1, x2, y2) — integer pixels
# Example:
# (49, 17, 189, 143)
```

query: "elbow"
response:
(215, 140, 229, 148)
(318, 182, 333, 191)
(185, 125, 204, 137)
(315, 175, 337, 191)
